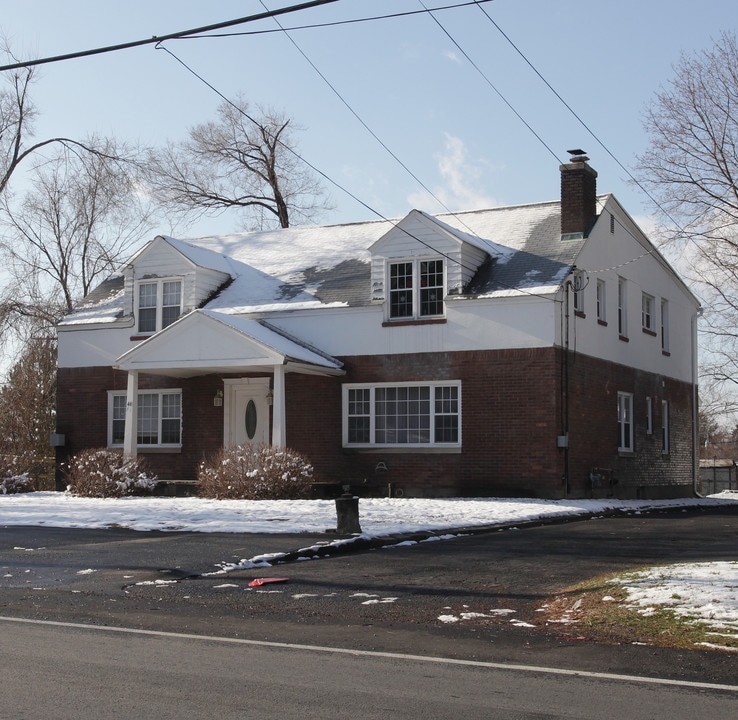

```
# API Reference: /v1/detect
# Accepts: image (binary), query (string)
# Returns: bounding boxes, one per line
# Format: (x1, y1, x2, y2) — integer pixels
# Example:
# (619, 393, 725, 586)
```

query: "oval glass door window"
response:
(244, 399, 257, 440)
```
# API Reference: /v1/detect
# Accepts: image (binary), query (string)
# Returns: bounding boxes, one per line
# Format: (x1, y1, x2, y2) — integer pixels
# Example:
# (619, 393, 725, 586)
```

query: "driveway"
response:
(2, 505, 737, 685)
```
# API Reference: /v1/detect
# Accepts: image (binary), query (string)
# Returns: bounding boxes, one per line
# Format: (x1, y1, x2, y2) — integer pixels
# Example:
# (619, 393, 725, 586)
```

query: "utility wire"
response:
(472, 2, 691, 247)
(0, 0, 340, 72)
(419, 0, 561, 165)
(184, 1, 496, 39)
(257, 0, 486, 237)
(156, 42, 561, 301)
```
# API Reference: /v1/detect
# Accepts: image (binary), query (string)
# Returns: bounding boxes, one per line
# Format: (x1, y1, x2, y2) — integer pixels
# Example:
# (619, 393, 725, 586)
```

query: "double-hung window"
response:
(572, 271, 584, 314)
(136, 278, 182, 333)
(617, 277, 628, 337)
(344, 381, 461, 447)
(596, 279, 606, 323)
(617, 392, 633, 452)
(661, 299, 670, 352)
(642, 293, 655, 332)
(109, 390, 182, 447)
(388, 259, 444, 320)
(661, 400, 670, 454)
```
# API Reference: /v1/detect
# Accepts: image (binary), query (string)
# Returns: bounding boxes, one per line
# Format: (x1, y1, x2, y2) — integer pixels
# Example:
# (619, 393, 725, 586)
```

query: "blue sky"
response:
(1, 0, 735, 236)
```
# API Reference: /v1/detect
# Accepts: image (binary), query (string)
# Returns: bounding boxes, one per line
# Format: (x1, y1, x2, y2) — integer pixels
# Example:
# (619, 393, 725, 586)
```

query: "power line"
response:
(472, 2, 692, 251)
(183, 1, 496, 39)
(419, 0, 561, 165)
(156, 42, 561, 302)
(0, 0, 340, 73)
(257, 0, 489, 237)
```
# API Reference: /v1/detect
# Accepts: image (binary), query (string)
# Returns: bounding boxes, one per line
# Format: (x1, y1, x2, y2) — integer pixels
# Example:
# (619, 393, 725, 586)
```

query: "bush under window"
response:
(65, 449, 158, 498)
(198, 444, 313, 500)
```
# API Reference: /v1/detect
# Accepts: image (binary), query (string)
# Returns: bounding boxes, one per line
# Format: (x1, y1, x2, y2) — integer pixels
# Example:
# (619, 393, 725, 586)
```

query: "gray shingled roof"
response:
(60, 198, 597, 325)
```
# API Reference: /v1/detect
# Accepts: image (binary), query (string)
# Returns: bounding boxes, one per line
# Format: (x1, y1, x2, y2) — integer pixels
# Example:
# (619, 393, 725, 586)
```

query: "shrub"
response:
(198, 444, 313, 500)
(65, 449, 158, 498)
(0, 455, 38, 494)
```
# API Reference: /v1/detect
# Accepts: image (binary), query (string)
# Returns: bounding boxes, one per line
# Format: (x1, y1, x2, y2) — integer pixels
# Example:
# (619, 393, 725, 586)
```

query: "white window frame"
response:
(596, 279, 606, 323)
(617, 391, 634, 452)
(342, 381, 461, 448)
(386, 258, 445, 321)
(108, 389, 182, 448)
(135, 277, 183, 334)
(618, 277, 628, 337)
(642, 292, 655, 332)
(661, 299, 670, 352)
(661, 400, 670, 454)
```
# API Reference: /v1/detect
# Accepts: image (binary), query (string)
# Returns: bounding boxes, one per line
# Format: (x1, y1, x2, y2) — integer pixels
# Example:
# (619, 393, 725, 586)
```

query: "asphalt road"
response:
(2, 505, 738, 690)
(3, 618, 736, 720)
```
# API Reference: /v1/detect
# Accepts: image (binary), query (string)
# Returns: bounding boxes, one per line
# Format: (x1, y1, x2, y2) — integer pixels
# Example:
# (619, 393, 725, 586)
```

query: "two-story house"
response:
(55, 155, 701, 499)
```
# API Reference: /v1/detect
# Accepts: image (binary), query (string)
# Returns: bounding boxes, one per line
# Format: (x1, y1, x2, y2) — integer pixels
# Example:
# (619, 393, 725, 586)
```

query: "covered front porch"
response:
(114, 309, 344, 462)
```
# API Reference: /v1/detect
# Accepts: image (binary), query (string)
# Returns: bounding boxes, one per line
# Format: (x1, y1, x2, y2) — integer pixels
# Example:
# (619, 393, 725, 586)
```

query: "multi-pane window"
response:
(344, 382, 460, 447)
(109, 390, 182, 447)
(137, 279, 182, 333)
(388, 259, 444, 320)
(617, 392, 633, 452)
(420, 260, 444, 316)
(617, 277, 627, 337)
(642, 293, 655, 331)
(596, 279, 606, 322)
(389, 262, 413, 318)
(162, 281, 182, 328)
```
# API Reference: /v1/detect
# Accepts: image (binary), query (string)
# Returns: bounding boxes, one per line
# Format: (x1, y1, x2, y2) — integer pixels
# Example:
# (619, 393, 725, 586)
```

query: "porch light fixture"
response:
(213, 389, 223, 407)
(266, 388, 274, 406)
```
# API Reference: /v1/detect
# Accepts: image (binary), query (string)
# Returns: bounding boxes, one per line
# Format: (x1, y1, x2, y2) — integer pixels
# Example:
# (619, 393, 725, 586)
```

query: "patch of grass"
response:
(538, 570, 738, 651)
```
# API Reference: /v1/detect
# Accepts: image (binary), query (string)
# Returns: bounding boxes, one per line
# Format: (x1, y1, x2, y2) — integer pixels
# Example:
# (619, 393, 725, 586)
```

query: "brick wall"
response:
(56, 348, 696, 499)
(567, 353, 695, 498)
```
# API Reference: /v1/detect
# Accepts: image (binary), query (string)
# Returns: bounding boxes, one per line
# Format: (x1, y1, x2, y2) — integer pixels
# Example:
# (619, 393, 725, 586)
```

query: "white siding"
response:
(565, 199, 698, 383)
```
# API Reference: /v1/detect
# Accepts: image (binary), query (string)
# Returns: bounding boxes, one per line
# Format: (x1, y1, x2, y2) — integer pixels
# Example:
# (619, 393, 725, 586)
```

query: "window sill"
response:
(574, 310, 585, 319)
(662, 350, 671, 357)
(618, 450, 635, 457)
(619, 335, 629, 342)
(109, 445, 182, 454)
(130, 334, 154, 341)
(382, 318, 447, 327)
(597, 319, 608, 326)
(343, 446, 461, 454)
(642, 327, 657, 337)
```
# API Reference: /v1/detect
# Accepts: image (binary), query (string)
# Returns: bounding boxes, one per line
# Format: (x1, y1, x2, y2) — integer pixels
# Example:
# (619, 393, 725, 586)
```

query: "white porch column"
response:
(271, 365, 286, 447)
(123, 370, 138, 460)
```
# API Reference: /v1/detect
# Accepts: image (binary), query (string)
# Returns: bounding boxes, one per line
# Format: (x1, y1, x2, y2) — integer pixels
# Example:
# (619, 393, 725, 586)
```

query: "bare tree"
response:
(637, 32, 738, 389)
(0, 42, 122, 198)
(0, 137, 153, 337)
(147, 96, 329, 230)
(0, 335, 57, 483)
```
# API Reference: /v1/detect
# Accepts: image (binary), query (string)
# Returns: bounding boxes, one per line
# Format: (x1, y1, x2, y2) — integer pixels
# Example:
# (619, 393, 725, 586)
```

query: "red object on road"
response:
(248, 577, 289, 587)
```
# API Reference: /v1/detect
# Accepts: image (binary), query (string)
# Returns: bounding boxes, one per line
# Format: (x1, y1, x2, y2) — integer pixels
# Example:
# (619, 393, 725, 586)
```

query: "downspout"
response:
(691, 307, 704, 497)
(561, 277, 572, 496)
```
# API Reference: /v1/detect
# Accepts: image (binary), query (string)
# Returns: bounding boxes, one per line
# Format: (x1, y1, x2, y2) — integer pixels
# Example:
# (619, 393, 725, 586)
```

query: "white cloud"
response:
(407, 134, 499, 213)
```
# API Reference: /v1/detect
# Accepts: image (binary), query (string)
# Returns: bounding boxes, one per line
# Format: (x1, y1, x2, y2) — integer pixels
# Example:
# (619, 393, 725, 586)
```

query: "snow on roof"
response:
(61, 200, 589, 326)
(201, 310, 343, 369)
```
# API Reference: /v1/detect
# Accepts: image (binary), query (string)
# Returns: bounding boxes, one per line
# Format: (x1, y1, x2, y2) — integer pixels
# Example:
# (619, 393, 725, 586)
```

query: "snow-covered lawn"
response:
(3, 491, 738, 648)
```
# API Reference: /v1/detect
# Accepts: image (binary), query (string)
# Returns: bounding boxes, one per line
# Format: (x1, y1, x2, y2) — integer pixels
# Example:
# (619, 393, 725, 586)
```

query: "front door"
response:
(224, 378, 270, 447)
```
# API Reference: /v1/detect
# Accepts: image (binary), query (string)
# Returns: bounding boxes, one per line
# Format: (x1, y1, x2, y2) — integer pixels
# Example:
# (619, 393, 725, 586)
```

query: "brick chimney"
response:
(560, 151, 598, 238)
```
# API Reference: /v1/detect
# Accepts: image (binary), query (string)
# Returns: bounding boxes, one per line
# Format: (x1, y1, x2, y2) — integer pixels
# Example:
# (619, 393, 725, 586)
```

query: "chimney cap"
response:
(567, 148, 588, 162)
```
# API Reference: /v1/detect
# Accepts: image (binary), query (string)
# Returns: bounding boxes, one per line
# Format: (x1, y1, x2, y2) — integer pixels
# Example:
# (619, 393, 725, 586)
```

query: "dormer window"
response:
(137, 278, 182, 333)
(388, 258, 444, 320)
